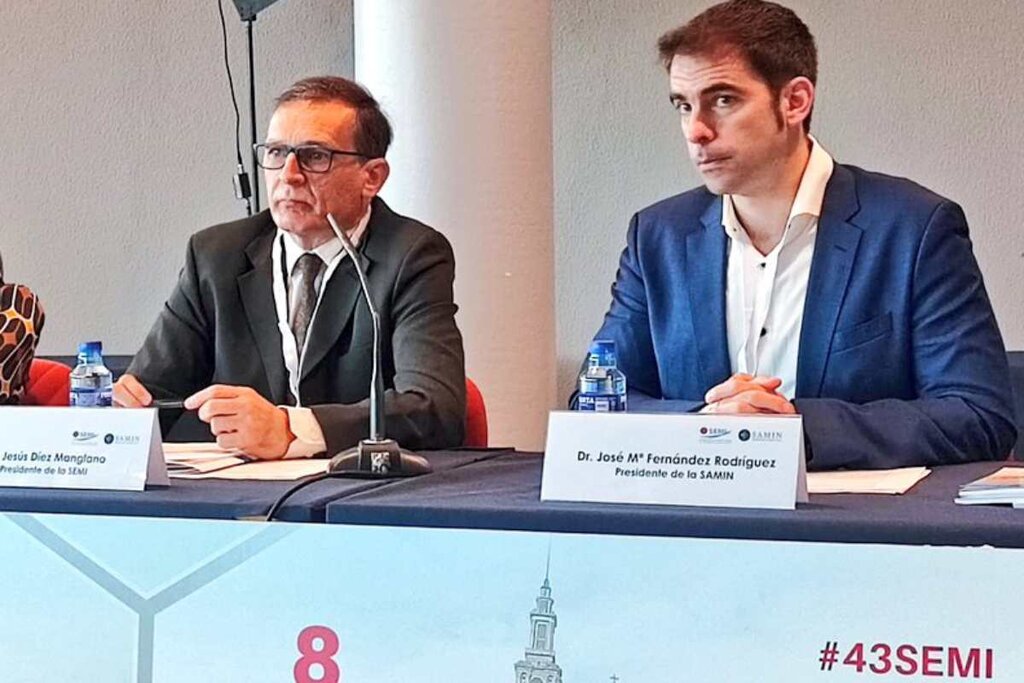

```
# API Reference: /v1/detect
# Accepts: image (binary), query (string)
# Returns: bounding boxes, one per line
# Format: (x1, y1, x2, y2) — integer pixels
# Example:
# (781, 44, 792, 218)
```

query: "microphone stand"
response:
(324, 214, 432, 477)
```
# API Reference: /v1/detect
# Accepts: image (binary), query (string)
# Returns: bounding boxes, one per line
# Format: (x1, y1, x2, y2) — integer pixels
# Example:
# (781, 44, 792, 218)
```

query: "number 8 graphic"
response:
(294, 625, 341, 683)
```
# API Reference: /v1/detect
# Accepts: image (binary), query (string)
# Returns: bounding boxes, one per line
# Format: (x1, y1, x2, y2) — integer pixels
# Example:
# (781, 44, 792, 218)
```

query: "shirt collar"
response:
(722, 136, 835, 242)
(277, 204, 373, 274)
(789, 135, 834, 221)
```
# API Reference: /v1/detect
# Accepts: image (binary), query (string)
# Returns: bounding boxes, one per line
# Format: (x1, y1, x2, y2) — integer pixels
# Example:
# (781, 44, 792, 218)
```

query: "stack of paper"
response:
(163, 443, 327, 480)
(164, 443, 250, 476)
(955, 467, 1024, 507)
(807, 466, 931, 494)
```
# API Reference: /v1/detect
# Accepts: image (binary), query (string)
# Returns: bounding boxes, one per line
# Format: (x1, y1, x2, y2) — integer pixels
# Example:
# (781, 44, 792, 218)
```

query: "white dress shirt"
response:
(723, 138, 834, 399)
(271, 207, 372, 458)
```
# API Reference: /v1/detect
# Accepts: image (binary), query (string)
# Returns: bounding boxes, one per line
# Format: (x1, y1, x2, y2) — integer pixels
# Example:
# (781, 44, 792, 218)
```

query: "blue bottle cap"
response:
(588, 340, 617, 367)
(77, 341, 103, 356)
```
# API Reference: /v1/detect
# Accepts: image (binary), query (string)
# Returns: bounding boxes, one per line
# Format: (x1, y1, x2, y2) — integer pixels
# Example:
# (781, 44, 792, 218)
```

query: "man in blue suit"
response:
(585, 0, 1016, 469)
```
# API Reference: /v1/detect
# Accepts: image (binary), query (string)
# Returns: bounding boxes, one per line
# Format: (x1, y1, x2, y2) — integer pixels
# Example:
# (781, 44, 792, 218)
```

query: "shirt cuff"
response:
(281, 406, 327, 459)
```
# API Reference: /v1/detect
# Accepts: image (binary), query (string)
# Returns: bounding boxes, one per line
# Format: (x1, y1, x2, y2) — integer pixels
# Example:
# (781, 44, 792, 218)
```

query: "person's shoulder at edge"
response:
(187, 210, 276, 259)
(833, 163, 962, 228)
(628, 185, 720, 246)
(636, 184, 717, 223)
(364, 197, 455, 257)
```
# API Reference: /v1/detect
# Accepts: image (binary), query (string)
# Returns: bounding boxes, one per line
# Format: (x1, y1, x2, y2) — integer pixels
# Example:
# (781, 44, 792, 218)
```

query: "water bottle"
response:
(576, 340, 627, 412)
(69, 341, 113, 407)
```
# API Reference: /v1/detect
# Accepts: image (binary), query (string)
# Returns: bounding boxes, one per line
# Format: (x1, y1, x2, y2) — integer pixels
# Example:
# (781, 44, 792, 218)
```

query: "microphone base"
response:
(327, 439, 432, 477)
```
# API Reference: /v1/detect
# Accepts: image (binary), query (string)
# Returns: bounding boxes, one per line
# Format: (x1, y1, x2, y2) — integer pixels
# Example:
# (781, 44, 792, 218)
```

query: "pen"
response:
(151, 399, 186, 410)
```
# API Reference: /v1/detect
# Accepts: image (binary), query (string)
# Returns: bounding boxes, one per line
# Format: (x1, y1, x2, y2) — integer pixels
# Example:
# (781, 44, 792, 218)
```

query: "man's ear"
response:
(362, 158, 390, 198)
(780, 76, 815, 130)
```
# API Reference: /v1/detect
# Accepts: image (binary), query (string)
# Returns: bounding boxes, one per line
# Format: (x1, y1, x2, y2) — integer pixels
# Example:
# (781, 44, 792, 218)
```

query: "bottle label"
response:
(70, 388, 112, 408)
(577, 394, 626, 412)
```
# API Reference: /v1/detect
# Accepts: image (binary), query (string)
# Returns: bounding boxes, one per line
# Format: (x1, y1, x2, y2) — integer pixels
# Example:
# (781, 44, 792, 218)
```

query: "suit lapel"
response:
(686, 197, 731, 388)
(796, 165, 863, 397)
(238, 222, 289, 405)
(299, 199, 390, 382)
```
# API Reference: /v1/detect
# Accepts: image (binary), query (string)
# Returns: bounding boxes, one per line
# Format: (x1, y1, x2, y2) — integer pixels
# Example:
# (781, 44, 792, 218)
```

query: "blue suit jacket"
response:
(589, 163, 1017, 470)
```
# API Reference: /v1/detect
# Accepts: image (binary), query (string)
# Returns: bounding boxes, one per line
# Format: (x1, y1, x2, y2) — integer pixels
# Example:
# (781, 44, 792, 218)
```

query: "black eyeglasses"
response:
(253, 143, 367, 173)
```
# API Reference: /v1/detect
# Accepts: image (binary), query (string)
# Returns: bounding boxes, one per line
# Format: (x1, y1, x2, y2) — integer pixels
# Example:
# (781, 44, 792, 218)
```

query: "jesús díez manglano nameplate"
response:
(541, 411, 808, 510)
(0, 407, 168, 491)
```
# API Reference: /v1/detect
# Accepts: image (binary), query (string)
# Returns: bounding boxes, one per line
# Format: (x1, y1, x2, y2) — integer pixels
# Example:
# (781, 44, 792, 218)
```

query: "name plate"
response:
(0, 407, 168, 491)
(541, 411, 807, 510)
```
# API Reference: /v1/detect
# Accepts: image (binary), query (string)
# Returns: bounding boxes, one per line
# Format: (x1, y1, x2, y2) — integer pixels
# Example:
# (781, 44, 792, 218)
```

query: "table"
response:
(0, 448, 507, 522)
(326, 452, 1024, 547)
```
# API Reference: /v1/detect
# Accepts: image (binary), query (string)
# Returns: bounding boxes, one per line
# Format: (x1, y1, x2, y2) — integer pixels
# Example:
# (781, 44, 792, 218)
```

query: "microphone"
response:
(324, 213, 432, 477)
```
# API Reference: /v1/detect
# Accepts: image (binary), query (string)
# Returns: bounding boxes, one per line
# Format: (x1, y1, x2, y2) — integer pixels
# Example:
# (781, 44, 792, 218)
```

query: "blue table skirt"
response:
(326, 453, 1024, 548)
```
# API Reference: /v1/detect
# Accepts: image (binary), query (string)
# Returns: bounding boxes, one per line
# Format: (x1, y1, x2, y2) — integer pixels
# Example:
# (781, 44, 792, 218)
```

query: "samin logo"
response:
(104, 433, 140, 446)
(750, 430, 784, 443)
(738, 429, 751, 442)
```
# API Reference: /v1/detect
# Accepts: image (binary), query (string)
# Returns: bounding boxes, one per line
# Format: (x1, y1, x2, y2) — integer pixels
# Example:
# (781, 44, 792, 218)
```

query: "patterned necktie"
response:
(290, 252, 324, 356)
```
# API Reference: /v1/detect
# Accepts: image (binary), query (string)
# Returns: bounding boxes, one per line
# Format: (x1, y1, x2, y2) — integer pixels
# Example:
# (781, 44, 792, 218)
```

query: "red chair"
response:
(464, 377, 488, 447)
(22, 359, 70, 407)
(22, 362, 487, 441)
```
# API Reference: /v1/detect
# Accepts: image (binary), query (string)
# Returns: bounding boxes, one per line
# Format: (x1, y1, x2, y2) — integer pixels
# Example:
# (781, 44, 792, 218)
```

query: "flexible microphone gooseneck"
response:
(324, 213, 431, 477)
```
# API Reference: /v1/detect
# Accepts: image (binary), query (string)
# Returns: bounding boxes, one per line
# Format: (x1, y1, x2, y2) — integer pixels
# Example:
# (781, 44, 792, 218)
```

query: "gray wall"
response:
(4, 1, 1022, 428)
(554, 0, 1024, 397)
(0, 0, 352, 355)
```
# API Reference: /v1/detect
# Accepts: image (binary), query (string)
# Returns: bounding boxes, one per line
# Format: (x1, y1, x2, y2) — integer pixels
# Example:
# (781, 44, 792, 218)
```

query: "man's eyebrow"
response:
(262, 139, 330, 147)
(701, 83, 741, 97)
(669, 81, 742, 105)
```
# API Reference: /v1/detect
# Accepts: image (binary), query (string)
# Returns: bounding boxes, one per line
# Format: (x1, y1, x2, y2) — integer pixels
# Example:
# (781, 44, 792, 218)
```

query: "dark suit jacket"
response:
(129, 197, 466, 455)
(587, 163, 1017, 470)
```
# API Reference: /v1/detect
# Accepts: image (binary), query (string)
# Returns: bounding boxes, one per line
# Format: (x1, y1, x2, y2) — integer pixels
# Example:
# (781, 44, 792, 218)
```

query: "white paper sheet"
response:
(807, 466, 930, 494)
(163, 443, 327, 480)
(171, 459, 328, 480)
(163, 443, 246, 460)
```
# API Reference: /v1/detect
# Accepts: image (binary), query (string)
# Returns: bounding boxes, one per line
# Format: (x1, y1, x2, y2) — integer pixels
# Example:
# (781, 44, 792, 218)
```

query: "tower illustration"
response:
(513, 553, 563, 683)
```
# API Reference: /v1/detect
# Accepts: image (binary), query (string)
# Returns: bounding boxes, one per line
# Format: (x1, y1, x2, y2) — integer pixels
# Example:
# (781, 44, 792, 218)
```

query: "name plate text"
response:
(542, 411, 807, 510)
(0, 407, 168, 491)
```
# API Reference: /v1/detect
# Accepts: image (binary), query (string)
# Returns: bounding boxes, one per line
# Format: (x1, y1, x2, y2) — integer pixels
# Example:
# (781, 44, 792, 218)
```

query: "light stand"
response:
(231, 0, 282, 214)
(246, 18, 259, 212)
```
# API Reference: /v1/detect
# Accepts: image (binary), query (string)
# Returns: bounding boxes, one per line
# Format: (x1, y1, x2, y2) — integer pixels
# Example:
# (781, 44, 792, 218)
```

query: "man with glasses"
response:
(115, 76, 466, 459)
